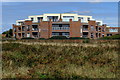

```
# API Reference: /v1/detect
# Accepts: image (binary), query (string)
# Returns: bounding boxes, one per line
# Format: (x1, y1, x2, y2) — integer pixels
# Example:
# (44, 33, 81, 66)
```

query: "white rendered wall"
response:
(43, 14, 60, 21)
(16, 20, 25, 25)
(16, 13, 106, 26)
(96, 20, 103, 26)
(78, 15, 92, 23)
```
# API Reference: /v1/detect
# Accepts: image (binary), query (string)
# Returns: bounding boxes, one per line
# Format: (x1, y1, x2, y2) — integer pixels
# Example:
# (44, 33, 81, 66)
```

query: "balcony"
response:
(32, 35, 38, 38)
(14, 28, 16, 32)
(22, 34, 25, 38)
(18, 33, 21, 38)
(32, 28, 38, 31)
(18, 27, 21, 32)
(52, 32, 69, 37)
(52, 27, 69, 30)
(82, 35, 88, 38)
(22, 28, 25, 31)
(22, 26, 25, 31)
(32, 25, 38, 31)
(82, 25, 88, 32)
(32, 32, 38, 38)
(83, 28, 88, 31)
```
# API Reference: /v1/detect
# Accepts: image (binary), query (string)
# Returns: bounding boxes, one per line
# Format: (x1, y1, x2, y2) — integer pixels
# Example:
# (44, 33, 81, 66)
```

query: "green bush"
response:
(69, 37, 89, 39)
(21, 37, 34, 40)
(49, 36, 68, 39)
(83, 39, 90, 43)
(99, 34, 120, 40)
(2, 29, 13, 38)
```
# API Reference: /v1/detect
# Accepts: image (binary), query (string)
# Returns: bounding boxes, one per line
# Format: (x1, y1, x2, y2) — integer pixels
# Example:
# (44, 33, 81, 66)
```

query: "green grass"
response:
(2, 40, 119, 78)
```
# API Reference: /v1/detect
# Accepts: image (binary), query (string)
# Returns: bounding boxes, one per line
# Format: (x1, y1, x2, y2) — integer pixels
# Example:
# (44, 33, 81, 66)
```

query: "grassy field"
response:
(2, 40, 119, 79)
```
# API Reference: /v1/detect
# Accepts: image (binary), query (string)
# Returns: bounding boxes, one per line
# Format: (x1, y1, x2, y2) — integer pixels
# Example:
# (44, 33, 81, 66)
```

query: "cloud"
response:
(89, 0, 102, 3)
(65, 11, 91, 14)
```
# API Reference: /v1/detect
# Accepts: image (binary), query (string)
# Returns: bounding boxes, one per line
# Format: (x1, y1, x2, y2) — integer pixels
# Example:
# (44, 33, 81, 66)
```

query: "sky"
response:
(2, 2, 119, 33)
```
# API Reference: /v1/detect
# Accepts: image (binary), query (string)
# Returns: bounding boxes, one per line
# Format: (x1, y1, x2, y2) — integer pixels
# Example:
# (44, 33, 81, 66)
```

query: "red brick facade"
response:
(13, 19, 119, 39)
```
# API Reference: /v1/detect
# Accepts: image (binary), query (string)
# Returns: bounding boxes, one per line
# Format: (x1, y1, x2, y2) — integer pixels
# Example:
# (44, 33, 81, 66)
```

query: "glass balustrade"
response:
(52, 27, 69, 30)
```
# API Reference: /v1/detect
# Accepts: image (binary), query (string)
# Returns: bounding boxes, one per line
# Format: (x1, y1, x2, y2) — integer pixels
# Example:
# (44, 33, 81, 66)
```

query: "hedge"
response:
(69, 37, 89, 39)
(49, 36, 68, 39)
(99, 34, 120, 40)
(21, 37, 34, 40)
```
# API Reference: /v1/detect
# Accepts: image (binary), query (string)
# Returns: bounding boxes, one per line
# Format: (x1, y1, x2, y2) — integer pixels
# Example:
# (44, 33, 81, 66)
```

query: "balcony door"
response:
(27, 33, 30, 37)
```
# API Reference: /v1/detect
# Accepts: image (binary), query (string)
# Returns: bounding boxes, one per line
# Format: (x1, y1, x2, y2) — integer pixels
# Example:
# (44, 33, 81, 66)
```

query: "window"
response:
(31, 18, 34, 21)
(96, 26, 98, 31)
(99, 27, 101, 31)
(91, 33, 94, 38)
(102, 34, 104, 37)
(97, 22, 101, 26)
(102, 28, 105, 32)
(107, 34, 112, 36)
(22, 26, 25, 31)
(22, 33, 25, 37)
(18, 27, 21, 32)
(47, 16, 58, 22)
(109, 29, 118, 32)
(18, 22, 24, 25)
(27, 33, 30, 37)
(83, 25, 88, 31)
(59, 24, 62, 27)
(14, 34, 16, 38)
(14, 28, 16, 32)
(96, 33, 98, 37)
(32, 25, 38, 31)
(52, 32, 59, 36)
(107, 34, 109, 36)
(64, 32, 69, 35)
(62, 24, 69, 27)
(91, 25, 94, 31)
(78, 17, 83, 19)
(27, 25, 30, 31)
(37, 17, 43, 20)
(63, 16, 74, 18)
(88, 17, 90, 21)
(37, 17, 43, 22)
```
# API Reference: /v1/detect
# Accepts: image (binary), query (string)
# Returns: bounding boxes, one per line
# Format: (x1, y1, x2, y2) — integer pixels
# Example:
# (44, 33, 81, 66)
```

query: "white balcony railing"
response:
(52, 27, 69, 30)
(82, 35, 88, 38)
(32, 35, 38, 38)
(82, 28, 88, 31)
(32, 28, 38, 31)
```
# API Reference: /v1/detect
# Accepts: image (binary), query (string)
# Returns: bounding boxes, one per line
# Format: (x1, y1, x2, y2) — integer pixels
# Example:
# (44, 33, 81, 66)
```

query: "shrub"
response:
(2, 43, 21, 51)
(83, 39, 90, 43)
(2, 42, 119, 78)
(69, 37, 89, 39)
(99, 34, 120, 40)
(49, 36, 68, 39)
(21, 37, 34, 40)
(72, 75, 87, 79)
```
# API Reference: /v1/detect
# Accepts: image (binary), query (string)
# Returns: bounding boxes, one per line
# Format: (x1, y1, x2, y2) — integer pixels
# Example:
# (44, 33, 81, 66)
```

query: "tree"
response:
(2, 29, 13, 38)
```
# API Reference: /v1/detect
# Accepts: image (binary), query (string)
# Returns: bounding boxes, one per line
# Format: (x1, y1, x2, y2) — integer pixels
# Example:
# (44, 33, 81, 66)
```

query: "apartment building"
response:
(13, 13, 119, 39)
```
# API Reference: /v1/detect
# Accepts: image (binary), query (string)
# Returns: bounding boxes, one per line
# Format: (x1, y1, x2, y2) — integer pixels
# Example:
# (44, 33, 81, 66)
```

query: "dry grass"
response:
(2, 40, 119, 78)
